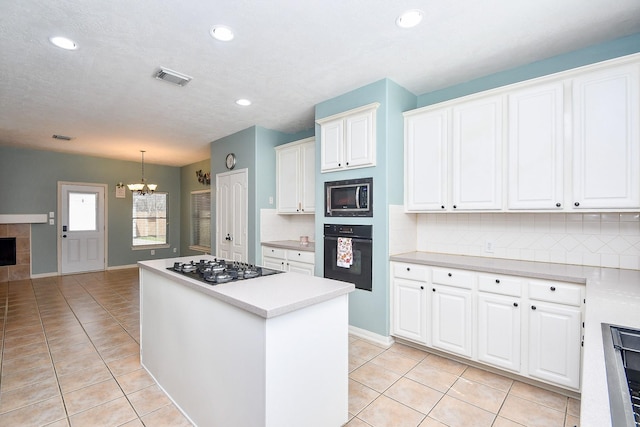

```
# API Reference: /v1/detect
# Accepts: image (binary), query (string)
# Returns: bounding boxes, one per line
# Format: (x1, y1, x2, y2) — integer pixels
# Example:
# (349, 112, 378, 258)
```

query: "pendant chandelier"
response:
(128, 150, 157, 195)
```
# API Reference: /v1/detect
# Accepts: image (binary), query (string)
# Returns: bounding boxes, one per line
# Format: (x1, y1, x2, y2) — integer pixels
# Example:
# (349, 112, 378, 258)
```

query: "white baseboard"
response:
(107, 264, 138, 271)
(348, 325, 395, 348)
(30, 272, 59, 279)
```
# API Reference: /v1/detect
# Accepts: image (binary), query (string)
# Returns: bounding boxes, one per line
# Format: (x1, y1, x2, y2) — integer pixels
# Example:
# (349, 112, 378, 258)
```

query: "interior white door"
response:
(216, 169, 248, 262)
(60, 183, 106, 274)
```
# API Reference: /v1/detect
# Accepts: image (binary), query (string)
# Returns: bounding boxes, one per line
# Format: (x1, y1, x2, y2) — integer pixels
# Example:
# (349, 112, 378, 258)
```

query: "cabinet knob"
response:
(513, 302, 518, 307)
(556, 202, 561, 207)
(432, 288, 436, 292)
(550, 286, 556, 291)
(406, 267, 410, 271)
(346, 162, 349, 166)
(441, 205, 445, 209)
(453, 205, 457, 209)
(531, 305, 537, 310)
(448, 273, 452, 277)
(420, 286, 424, 290)
(338, 163, 341, 167)
(574, 202, 580, 207)
(495, 279, 500, 284)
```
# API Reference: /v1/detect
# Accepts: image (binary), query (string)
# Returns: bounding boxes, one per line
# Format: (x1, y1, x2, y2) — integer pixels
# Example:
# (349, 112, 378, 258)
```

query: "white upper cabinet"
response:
(405, 109, 449, 211)
(404, 54, 640, 212)
(318, 103, 379, 172)
(452, 95, 503, 210)
(275, 137, 315, 214)
(572, 63, 640, 209)
(507, 82, 565, 210)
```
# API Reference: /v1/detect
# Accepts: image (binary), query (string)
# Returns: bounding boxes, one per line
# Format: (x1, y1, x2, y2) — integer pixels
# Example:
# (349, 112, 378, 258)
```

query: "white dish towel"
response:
(337, 237, 353, 268)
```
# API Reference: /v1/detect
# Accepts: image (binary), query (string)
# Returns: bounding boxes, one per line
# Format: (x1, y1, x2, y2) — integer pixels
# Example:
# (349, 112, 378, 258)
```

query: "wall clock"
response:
(225, 153, 236, 170)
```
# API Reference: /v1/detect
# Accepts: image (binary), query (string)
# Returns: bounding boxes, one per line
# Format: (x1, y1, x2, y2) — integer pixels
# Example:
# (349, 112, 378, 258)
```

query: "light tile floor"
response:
(0, 269, 581, 426)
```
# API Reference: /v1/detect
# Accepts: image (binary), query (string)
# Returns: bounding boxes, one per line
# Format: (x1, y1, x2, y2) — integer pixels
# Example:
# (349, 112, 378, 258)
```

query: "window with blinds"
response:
(191, 190, 211, 251)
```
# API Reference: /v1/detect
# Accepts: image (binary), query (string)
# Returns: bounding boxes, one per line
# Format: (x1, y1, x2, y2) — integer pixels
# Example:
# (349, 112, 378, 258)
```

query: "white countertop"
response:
(390, 252, 640, 427)
(138, 255, 352, 319)
(262, 240, 315, 252)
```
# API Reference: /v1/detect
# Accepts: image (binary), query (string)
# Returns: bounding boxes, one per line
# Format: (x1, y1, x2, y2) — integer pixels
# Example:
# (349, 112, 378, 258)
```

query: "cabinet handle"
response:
(513, 302, 518, 307)
(495, 279, 500, 284)
(448, 273, 452, 277)
(531, 305, 537, 310)
(574, 202, 580, 207)
(550, 286, 556, 291)
(556, 202, 561, 207)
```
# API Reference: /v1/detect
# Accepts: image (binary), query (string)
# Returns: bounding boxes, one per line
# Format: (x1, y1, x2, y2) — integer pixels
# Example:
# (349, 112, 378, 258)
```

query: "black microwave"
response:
(325, 178, 372, 217)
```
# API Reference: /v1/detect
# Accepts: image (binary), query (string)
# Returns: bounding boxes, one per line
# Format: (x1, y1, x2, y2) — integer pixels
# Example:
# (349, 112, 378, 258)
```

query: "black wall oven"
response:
(323, 224, 372, 291)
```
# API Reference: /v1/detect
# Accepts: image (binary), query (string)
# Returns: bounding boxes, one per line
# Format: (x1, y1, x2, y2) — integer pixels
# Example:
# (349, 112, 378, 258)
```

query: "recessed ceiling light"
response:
(210, 25, 234, 42)
(236, 99, 252, 106)
(49, 36, 78, 50)
(396, 9, 424, 28)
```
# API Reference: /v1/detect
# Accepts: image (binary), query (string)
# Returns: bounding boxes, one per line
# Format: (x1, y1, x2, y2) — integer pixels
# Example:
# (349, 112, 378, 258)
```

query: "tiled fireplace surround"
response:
(0, 223, 30, 282)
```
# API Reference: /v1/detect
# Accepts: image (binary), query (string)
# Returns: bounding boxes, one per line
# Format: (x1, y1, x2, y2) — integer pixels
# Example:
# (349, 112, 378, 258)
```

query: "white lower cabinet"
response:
(390, 262, 584, 391)
(431, 284, 473, 358)
(477, 293, 521, 372)
(261, 246, 315, 276)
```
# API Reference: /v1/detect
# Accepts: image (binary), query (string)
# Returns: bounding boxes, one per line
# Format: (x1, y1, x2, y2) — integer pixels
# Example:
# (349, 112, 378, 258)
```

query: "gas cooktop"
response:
(168, 258, 283, 285)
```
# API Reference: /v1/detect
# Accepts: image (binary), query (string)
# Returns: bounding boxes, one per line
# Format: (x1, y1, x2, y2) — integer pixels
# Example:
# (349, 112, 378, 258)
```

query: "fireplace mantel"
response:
(0, 214, 48, 224)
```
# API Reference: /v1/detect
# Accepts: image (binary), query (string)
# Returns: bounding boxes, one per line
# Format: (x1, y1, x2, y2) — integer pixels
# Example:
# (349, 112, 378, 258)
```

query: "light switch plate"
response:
(49, 219, 55, 225)
(49, 211, 55, 218)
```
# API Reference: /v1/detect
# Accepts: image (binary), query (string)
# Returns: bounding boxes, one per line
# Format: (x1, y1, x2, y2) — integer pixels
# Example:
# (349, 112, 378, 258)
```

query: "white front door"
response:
(60, 183, 106, 274)
(216, 169, 247, 262)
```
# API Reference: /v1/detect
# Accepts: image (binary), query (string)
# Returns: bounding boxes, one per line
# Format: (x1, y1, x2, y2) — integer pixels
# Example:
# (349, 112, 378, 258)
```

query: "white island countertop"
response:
(390, 251, 640, 427)
(138, 255, 353, 319)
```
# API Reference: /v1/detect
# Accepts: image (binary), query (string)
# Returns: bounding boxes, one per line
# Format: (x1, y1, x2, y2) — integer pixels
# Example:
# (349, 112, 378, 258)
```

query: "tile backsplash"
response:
(260, 209, 315, 243)
(389, 205, 640, 270)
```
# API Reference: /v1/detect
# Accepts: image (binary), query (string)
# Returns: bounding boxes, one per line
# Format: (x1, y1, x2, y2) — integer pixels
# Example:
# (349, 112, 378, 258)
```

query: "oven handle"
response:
(324, 235, 372, 243)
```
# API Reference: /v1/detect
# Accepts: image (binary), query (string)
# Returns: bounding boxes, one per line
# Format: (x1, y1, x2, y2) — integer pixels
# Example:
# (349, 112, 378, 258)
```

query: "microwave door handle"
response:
(356, 187, 361, 209)
(327, 191, 331, 215)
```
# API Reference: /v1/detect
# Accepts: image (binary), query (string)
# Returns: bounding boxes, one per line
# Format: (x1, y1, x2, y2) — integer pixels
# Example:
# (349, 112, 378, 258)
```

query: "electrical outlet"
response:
(151, 249, 155, 255)
(269, 196, 274, 205)
(484, 240, 494, 253)
(173, 247, 177, 253)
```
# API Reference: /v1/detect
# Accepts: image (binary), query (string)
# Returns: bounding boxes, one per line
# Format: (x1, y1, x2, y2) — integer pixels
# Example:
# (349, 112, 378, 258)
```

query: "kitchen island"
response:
(138, 255, 354, 427)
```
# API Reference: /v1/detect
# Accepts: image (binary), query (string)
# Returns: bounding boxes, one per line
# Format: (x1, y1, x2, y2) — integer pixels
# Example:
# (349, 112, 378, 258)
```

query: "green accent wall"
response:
(0, 146, 180, 275)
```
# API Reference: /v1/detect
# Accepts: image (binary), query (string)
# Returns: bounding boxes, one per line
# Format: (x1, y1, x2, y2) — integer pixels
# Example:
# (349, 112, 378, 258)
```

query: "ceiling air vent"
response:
(154, 67, 192, 86)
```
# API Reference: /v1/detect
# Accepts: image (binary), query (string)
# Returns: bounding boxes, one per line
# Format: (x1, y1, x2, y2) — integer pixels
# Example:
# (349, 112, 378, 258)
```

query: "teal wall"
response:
(418, 32, 640, 107)
(210, 126, 312, 263)
(0, 146, 181, 275)
(180, 158, 212, 256)
(315, 79, 415, 337)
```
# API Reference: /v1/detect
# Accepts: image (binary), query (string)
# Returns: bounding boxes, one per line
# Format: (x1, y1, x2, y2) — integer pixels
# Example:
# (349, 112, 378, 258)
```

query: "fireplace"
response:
(0, 237, 17, 266)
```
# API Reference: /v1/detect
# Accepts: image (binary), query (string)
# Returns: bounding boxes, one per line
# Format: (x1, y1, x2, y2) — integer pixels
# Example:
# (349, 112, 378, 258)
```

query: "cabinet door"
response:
(320, 119, 343, 172)
(452, 96, 503, 210)
(287, 260, 314, 276)
(508, 83, 564, 210)
(405, 110, 449, 211)
(276, 145, 301, 213)
(345, 109, 376, 168)
(572, 64, 640, 209)
(300, 141, 315, 213)
(528, 301, 581, 389)
(431, 285, 473, 357)
(477, 293, 521, 372)
(262, 256, 285, 271)
(392, 278, 428, 343)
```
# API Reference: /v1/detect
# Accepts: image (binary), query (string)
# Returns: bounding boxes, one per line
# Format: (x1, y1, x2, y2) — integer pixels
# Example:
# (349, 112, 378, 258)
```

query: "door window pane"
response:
(69, 192, 97, 231)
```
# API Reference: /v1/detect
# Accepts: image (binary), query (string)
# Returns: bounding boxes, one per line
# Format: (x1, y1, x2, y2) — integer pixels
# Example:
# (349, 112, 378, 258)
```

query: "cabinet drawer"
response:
(393, 263, 429, 281)
(528, 280, 583, 306)
(262, 247, 286, 259)
(432, 268, 474, 289)
(286, 250, 315, 264)
(478, 274, 522, 297)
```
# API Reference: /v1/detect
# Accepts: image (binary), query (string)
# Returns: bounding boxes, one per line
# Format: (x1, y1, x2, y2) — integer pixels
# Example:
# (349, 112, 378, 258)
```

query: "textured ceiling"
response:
(1, 0, 640, 166)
